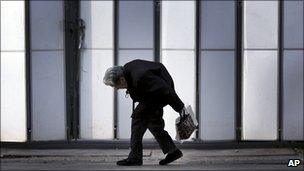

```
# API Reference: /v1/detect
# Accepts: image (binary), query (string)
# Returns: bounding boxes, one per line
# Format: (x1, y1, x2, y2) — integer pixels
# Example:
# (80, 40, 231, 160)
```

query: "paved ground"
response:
(1, 148, 303, 170)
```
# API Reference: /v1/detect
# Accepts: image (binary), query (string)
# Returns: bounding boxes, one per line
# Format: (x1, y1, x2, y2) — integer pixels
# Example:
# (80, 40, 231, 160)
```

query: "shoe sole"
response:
(159, 153, 183, 165)
(117, 162, 143, 166)
(117, 164, 142, 166)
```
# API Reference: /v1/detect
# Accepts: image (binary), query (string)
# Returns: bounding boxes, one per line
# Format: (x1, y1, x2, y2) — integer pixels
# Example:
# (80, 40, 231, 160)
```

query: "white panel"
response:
(162, 1, 195, 49)
(79, 1, 114, 140)
(0, 1, 25, 51)
(119, 1, 153, 48)
(1, 52, 26, 142)
(31, 51, 66, 140)
(81, 1, 113, 49)
(284, 1, 304, 49)
(201, 1, 235, 49)
(244, 1, 278, 49)
(118, 50, 154, 139)
(242, 51, 278, 140)
(283, 51, 304, 140)
(161, 50, 196, 140)
(200, 51, 235, 140)
(30, 1, 64, 50)
(80, 50, 114, 139)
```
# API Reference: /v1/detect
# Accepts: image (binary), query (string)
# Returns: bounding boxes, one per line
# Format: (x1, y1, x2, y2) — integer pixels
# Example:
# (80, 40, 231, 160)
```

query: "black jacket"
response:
(123, 59, 184, 117)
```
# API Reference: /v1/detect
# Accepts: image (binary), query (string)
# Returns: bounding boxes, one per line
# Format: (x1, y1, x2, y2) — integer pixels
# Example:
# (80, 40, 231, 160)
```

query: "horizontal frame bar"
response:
(81, 48, 114, 50)
(118, 48, 154, 50)
(162, 48, 196, 51)
(282, 48, 304, 50)
(243, 48, 279, 51)
(201, 49, 235, 51)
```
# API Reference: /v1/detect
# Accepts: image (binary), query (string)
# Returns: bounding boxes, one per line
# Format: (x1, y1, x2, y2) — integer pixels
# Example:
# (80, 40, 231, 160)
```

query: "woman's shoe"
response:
(159, 149, 183, 165)
(116, 158, 143, 166)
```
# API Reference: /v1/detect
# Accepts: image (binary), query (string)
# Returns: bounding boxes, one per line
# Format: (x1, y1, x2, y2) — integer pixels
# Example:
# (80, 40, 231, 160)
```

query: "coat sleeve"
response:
(138, 71, 184, 113)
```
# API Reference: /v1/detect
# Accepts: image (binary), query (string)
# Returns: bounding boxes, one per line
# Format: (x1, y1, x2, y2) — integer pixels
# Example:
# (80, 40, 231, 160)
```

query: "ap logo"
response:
(287, 159, 301, 167)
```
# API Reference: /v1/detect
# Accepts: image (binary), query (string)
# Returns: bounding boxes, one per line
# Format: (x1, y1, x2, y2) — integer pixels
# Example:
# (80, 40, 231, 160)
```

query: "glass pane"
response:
(162, 1, 195, 49)
(30, 1, 64, 50)
(283, 50, 304, 140)
(1, 52, 26, 142)
(117, 50, 154, 139)
(242, 50, 278, 140)
(0, 1, 25, 51)
(80, 50, 114, 139)
(243, 1, 278, 49)
(81, 1, 113, 49)
(200, 51, 235, 140)
(284, 1, 304, 49)
(31, 51, 66, 140)
(119, 1, 153, 49)
(201, 1, 235, 49)
(161, 50, 196, 139)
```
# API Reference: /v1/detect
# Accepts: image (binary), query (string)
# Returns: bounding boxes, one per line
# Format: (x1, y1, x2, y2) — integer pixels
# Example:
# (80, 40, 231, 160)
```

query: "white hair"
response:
(103, 66, 124, 86)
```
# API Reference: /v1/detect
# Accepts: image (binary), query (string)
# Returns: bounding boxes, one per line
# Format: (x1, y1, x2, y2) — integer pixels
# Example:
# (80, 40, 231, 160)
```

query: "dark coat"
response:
(123, 59, 184, 118)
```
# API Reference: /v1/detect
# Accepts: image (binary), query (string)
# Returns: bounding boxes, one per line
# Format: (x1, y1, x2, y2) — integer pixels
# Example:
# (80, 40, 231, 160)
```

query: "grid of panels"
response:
(1, 0, 303, 142)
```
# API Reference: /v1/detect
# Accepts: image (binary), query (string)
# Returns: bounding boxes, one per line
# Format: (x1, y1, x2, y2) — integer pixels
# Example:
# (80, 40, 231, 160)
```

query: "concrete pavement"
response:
(1, 148, 303, 170)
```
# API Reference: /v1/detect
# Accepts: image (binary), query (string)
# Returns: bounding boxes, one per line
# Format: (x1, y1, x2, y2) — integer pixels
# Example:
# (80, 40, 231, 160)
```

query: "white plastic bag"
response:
(175, 105, 198, 143)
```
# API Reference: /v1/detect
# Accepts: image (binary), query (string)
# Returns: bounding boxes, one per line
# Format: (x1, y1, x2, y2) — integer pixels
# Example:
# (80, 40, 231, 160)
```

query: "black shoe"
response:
(159, 149, 183, 165)
(116, 158, 143, 166)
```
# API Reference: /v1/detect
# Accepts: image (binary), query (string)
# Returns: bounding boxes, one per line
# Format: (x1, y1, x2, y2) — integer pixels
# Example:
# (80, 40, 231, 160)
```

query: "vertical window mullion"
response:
(278, 0, 284, 141)
(195, 0, 201, 140)
(113, 0, 119, 139)
(236, 0, 243, 142)
(25, 0, 32, 142)
(64, 0, 80, 140)
(154, 0, 161, 62)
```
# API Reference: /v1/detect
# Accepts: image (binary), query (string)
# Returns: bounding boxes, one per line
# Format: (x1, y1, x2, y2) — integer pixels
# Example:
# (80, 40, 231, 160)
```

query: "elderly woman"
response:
(103, 59, 186, 166)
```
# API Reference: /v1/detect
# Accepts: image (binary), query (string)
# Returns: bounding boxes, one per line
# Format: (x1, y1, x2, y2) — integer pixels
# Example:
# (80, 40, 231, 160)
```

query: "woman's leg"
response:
(128, 118, 147, 160)
(147, 109, 177, 154)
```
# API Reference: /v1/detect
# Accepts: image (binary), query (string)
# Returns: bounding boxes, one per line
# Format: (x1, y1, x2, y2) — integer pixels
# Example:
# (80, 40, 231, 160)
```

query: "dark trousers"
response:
(128, 107, 177, 160)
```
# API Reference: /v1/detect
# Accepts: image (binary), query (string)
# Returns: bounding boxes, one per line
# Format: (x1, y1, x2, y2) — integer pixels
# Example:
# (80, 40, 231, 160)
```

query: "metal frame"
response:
(195, 0, 201, 140)
(25, 0, 32, 142)
(236, 0, 243, 141)
(154, 0, 161, 62)
(278, 0, 283, 141)
(64, 0, 80, 141)
(113, 0, 119, 139)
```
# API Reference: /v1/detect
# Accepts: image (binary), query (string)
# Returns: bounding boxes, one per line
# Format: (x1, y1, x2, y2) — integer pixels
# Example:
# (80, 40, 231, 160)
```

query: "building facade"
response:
(1, 0, 303, 143)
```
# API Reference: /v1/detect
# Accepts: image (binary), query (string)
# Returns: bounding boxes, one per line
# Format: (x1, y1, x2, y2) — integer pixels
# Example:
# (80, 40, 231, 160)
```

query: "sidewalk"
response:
(1, 148, 303, 170)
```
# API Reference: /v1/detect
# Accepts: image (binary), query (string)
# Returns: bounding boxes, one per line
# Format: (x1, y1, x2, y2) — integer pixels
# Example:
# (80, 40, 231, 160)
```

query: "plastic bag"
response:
(175, 105, 198, 143)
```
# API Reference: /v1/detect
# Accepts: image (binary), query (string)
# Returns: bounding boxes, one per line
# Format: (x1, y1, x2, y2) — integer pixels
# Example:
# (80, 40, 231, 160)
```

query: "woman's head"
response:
(103, 66, 127, 89)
